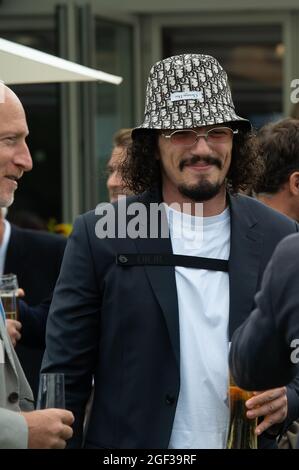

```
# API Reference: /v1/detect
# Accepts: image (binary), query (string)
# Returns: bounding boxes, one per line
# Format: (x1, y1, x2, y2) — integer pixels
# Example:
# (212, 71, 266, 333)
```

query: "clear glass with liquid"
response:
(227, 373, 258, 449)
(0, 274, 19, 320)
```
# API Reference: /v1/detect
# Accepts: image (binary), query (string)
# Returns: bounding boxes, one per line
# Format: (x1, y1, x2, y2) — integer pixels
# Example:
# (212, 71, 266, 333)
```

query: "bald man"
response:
(0, 84, 74, 449)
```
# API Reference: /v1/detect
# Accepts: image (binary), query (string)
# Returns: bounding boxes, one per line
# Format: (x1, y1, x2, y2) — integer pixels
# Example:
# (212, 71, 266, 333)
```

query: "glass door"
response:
(163, 23, 283, 129)
(93, 8, 139, 202)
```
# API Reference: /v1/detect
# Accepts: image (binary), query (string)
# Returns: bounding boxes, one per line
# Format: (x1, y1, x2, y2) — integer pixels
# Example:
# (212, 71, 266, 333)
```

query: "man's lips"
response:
(5, 175, 20, 181)
(185, 162, 213, 171)
(187, 166, 212, 174)
(4, 175, 20, 186)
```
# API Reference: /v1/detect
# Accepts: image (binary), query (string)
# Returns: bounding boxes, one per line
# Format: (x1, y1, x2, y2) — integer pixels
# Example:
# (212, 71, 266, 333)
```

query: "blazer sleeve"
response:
(41, 214, 102, 448)
(229, 234, 299, 391)
(18, 296, 51, 348)
(0, 408, 28, 448)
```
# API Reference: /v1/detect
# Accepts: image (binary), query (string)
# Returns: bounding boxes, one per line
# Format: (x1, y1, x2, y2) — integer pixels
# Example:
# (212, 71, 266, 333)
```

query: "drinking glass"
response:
(0, 273, 19, 320)
(226, 373, 258, 449)
(36, 373, 65, 409)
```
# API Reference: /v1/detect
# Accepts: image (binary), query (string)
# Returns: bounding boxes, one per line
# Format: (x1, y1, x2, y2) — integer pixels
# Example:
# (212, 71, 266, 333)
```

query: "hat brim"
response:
(132, 104, 251, 139)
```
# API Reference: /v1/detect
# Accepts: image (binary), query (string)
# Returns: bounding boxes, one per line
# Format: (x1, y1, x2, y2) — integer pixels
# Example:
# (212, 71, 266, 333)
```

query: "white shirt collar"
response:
(0, 219, 11, 276)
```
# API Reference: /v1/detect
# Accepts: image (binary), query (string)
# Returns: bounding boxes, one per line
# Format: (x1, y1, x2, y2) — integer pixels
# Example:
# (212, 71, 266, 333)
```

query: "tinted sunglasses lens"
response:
(207, 128, 233, 143)
(171, 131, 197, 146)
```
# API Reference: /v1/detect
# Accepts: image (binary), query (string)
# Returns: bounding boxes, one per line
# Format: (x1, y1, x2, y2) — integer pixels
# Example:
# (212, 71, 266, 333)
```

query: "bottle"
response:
(226, 373, 258, 449)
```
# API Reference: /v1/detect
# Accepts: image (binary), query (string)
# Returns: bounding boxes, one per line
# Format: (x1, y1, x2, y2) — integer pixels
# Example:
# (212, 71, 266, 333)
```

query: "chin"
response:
(0, 194, 14, 208)
(111, 194, 126, 203)
(178, 181, 222, 202)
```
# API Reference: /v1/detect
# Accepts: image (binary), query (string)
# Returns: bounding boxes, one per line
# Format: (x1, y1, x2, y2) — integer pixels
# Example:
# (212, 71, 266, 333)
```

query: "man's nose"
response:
(190, 135, 211, 154)
(107, 172, 123, 189)
(14, 142, 33, 171)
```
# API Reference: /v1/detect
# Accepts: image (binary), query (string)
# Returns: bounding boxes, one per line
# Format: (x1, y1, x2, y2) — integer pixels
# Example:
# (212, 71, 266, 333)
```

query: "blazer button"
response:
(165, 394, 175, 406)
(8, 392, 19, 404)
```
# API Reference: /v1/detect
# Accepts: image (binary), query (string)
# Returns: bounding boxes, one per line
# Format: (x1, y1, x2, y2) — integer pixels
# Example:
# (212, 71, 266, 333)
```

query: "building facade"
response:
(1, 0, 299, 224)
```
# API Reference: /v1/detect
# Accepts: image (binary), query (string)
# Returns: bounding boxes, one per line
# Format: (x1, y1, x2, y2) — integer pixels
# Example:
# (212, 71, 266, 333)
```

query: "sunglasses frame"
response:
(162, 127, 239, 147)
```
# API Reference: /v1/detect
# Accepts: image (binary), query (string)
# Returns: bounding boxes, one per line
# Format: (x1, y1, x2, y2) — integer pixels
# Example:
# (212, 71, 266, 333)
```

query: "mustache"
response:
(179, 155, 222, 171)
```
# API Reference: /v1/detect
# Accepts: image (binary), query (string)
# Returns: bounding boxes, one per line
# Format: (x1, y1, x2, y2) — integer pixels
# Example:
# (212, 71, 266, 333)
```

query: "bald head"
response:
(0, 84, 26, 118)
(0, 84, 32, 208)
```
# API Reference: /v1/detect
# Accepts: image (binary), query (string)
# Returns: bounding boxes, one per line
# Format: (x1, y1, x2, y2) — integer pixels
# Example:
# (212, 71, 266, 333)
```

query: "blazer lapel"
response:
(132, 190, 180, 370)
(228, 194, 263, 339)
(0, 316, 18, 375)
(127, 191, 263, 364)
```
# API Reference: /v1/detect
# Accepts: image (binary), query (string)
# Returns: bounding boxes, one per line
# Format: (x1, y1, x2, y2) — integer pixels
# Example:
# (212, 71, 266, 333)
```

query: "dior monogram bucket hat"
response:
(133, 53, 251, 134)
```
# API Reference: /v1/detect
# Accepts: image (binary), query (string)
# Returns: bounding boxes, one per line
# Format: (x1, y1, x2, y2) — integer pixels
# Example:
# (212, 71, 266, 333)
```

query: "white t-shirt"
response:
(166, 204, 230, 449)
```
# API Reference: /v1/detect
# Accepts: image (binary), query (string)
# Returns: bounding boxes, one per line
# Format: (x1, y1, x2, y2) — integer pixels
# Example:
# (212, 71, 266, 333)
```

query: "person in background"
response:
(254, 118, 299, 221)
(0, 83, 73, 448)
(106, 128, 133, 202)
(290, 102, 299, 120)
(253, 118, 299, 448)
(8, 209, 47, 231)
(229, 232, 299, 451)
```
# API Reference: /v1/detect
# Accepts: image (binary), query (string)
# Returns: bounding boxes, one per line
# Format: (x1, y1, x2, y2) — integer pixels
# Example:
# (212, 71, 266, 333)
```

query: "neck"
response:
(162, 184, 227, 217)
(257, 192, 298, 221)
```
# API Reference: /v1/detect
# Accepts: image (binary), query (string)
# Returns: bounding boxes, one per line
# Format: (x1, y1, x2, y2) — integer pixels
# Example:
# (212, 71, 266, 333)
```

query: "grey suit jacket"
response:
(42, 191, 299, 448)
(0, 312, 34, 449)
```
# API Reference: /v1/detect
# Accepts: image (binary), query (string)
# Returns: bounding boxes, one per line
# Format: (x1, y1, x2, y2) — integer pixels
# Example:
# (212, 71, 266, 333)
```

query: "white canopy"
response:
(0, 37, 122, 85)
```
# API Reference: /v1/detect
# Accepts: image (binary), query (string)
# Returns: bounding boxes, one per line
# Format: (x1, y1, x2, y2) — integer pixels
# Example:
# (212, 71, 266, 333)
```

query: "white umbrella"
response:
(0, 37, 122, 85)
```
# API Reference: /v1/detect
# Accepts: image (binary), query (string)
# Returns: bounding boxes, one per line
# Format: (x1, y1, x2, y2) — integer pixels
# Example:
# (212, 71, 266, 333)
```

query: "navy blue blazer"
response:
(5, 224, 66, 304)
(230, 233, 299, 449)
(42, 191, 299, 448)
(229, 233, 299, 391)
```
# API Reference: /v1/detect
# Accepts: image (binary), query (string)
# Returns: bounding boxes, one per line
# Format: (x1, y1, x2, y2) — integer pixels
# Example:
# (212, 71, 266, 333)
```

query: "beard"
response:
(177, 154, 224, 201)
(178, 179, 222, 202)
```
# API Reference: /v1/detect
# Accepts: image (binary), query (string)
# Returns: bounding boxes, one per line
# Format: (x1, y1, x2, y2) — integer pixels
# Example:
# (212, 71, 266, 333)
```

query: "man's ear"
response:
(289, 171, 299, 196)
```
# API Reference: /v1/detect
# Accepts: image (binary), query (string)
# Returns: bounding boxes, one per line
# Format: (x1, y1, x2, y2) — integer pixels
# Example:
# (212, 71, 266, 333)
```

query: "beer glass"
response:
(226, 373, 258, 449)
(0, 273, 19, 320)
(36, 373, 65, 410)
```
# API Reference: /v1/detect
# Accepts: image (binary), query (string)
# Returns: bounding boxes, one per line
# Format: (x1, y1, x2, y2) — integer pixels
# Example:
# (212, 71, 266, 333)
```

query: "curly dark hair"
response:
(254, 118, 299, 194)
(120, 125, 264, 195)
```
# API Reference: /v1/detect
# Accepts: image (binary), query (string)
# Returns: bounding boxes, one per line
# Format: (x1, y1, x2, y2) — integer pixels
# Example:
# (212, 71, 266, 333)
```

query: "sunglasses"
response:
(162, 127, 239, 147)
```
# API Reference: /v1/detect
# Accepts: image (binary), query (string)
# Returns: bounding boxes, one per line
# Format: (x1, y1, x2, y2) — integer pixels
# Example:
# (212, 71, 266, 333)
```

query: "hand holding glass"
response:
(36, 373, 65, 409)
(227, 373, 257, 449)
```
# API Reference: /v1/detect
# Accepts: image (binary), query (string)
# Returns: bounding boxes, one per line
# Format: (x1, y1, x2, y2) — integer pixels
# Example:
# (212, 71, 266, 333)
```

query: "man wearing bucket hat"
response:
(42, 54, 299, 449)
